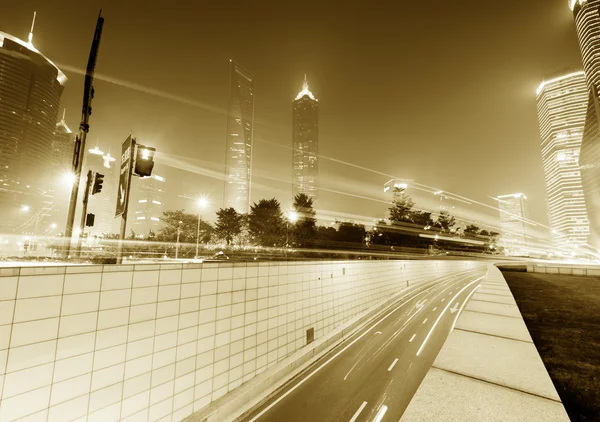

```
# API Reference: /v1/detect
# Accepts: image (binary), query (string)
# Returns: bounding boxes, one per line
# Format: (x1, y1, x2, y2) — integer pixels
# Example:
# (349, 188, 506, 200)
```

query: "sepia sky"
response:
(0, 0, 585, 228)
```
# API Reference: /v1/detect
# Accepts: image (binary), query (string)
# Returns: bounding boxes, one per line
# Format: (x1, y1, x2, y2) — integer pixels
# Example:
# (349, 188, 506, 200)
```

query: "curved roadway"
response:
(239, 267, 487, 422)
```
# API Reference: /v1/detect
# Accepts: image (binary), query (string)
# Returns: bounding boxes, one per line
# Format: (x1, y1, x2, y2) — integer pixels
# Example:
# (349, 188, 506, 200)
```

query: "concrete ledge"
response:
(184, 275, 453, 422)
(526, 263, 600, 277)
(401, 264, 569, 421)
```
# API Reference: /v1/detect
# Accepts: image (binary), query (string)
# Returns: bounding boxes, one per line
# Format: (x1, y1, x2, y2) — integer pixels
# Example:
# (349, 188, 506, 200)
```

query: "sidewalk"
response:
(401, 264, 570, 421)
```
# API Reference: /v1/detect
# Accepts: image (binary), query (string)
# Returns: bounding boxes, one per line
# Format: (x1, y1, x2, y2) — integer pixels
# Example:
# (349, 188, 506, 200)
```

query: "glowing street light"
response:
(196, 197, 209, 259)
(51, 223, 57, 229)
(63, 172, 76, 188)
(21, 205, 30, 212)
(288, 211, 299, 223)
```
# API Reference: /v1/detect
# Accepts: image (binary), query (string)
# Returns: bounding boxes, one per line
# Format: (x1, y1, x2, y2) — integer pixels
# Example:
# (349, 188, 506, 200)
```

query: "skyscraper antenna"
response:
(28, 11, 36, 45)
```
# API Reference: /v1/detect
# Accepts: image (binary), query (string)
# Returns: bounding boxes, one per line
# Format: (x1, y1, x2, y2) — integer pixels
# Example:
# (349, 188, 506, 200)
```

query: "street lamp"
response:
(196, 197, 209, 259)
(286, 211, 299, 251)
(175, 221, 183, 259)
(21, 205, 30, 212)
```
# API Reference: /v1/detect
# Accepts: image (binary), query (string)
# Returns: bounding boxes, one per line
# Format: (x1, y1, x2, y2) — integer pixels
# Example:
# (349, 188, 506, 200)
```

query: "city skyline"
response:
(0, 1, 589, 244)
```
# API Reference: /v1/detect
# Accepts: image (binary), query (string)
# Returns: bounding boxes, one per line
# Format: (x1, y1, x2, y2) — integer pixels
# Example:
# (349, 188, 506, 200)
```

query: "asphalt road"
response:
(240, 267, 487, 422)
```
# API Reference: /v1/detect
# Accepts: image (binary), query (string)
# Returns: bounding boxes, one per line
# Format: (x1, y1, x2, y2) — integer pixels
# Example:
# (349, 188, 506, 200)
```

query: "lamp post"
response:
(196, 197, 209, 259)
(286, 211, 299, 257)
(175, 220, 183, 259)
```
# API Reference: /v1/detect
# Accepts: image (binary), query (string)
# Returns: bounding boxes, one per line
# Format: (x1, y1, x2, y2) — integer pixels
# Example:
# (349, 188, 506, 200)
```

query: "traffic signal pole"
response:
(63, 12, 104, 259)
(116, 138, 136, 264)
(75, 171, 93, 257)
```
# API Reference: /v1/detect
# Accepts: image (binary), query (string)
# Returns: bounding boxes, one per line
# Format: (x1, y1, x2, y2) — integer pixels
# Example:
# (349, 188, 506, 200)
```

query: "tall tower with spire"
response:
(292, 75, 319, 201)
(569, 0, 600, 250)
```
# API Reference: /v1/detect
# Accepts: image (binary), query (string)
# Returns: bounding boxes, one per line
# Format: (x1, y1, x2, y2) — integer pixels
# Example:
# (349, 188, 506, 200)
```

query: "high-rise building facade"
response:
(292, 76, 319, 200)
(224, 61, 254, 214)
(496, 193, 528, 254)
(48, 110, 74, 230)
(569, 0, 600, 249)
(0, 31, 66, 231)
(536, 71, 590, 248)
(84, 146, 117, 236)
(131, 174, 166, 236)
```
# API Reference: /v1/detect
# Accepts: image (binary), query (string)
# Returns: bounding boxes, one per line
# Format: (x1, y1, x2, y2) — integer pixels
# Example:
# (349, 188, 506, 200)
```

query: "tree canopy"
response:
(248, 199, 285, 247)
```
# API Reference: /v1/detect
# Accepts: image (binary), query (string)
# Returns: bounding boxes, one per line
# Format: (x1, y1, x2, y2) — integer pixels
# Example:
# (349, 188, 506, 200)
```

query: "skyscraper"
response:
(292, 76, 319, 200)
(569, 0, 600, 249)
(224, 60, 254, 214)
(536, 71, 589, 248)
(0, 30, 66, 231)
(496, 193, 528, 254)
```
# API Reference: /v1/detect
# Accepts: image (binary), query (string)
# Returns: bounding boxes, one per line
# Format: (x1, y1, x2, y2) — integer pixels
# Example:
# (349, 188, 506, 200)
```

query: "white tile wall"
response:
(0, 260, 483, 422)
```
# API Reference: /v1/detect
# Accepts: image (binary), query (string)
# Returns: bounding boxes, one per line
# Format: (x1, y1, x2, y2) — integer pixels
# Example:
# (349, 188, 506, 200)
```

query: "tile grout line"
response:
(118, 269, 135, 421)
(0, 267, 21, 412)
(47, 268, 67, 420)
(468, 298, 518, 307)
(147, 268, 163, 420)
(431, 366, 563, 403)
(170, 266, 184, 418)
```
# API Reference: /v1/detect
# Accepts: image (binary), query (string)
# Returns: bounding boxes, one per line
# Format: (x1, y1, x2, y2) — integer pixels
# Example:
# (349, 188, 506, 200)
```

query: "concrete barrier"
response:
(0, 260, 483, 422)
(526, 263, 600, 277)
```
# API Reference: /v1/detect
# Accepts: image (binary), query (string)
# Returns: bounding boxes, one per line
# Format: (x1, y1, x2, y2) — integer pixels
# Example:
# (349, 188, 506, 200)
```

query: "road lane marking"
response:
(387, 358, 399, 371)
(422, 318, 428, 324)
(373, 405, 388, 422)
(441, 298, 445, 302)
(450, 285, 480, 332)
(432, 307, 437, 312)
(344, 359, 361, 380)
(449, 302, 459, 314)
(409, 334, 416, 342)
(246, 284, 435, 421)
(349, 401, 368, 422)
(375, 331, 382, 335)
(416, 275, 485, 357)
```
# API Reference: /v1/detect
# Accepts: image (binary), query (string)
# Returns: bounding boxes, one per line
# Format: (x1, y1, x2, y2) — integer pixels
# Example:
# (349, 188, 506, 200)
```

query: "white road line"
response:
(349, 401, 368, 422)
(373, 405, 388, 422)
(422, 318, 428, 324)
(344, 360, 360, 381)
(247, 285, 430, 421)
(450, 285, 480, 332)
(416, 275, 485, 357)
(432, 307, 437, 312)
(375, 331, 382, 335)
(441, 298, 445, 302)
(409, 334, 416, 342)
(387, 358, 399, 371)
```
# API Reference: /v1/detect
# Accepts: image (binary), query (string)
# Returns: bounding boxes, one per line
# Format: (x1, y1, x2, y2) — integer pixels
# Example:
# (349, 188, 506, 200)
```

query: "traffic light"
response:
(92, 172, 104, 195)
(134, 144, 156, 177)
(85, 213, 95, 227)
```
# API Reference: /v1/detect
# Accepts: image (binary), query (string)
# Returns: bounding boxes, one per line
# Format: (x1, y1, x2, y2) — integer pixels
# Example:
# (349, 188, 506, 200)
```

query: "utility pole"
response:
(176, 221, 183, 259)
(75, 170, 93, 257)
(63, 11, 104, 259)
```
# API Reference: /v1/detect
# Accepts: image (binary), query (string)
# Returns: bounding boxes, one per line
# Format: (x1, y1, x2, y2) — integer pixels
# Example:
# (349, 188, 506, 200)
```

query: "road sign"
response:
(115, 135, 133, 217)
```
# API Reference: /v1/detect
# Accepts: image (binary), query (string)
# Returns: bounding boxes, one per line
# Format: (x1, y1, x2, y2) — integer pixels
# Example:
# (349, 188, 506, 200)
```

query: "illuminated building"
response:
(131, 174, 166, 236)
(569, 0, 600, 249)
(292, 75, 319, 200)
(536, 72, 590, 248)
(224, 60, 254, 214)
(496, 193, 528, 253)
(0, 29, 66, 231)
(383, 179, 410, 193)
(84, 146, 117, 236)
(52, 109, 73, 180)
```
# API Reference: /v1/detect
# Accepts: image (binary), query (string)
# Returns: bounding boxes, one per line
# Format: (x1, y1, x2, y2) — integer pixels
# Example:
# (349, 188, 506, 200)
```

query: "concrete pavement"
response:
(239, 268, 487, 422)
(400, 264, 569, 421)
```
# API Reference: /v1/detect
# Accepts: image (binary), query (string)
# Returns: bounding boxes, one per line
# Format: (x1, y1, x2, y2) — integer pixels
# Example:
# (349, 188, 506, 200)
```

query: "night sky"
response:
(0, 0, 584, 229)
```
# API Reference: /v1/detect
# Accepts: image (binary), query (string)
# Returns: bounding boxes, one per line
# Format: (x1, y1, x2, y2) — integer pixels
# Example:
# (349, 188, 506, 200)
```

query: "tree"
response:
(215, 207, 244, 245)
(411, 210, 434, 228)
(435, 211, 456, 233)
(248, 199, 285, 247)
(389, 188, 414, 224)
(292, 193, 317, 248)
(335, 222, 367, 245)
(463, 224, 481, 238)
(157, 209, 213, 244)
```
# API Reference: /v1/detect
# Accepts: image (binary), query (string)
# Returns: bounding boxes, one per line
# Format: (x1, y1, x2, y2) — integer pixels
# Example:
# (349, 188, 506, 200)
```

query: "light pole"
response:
(175, 220, 183, 259)
(196, 197, 209, 259)
(286, 211, 299, 257)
